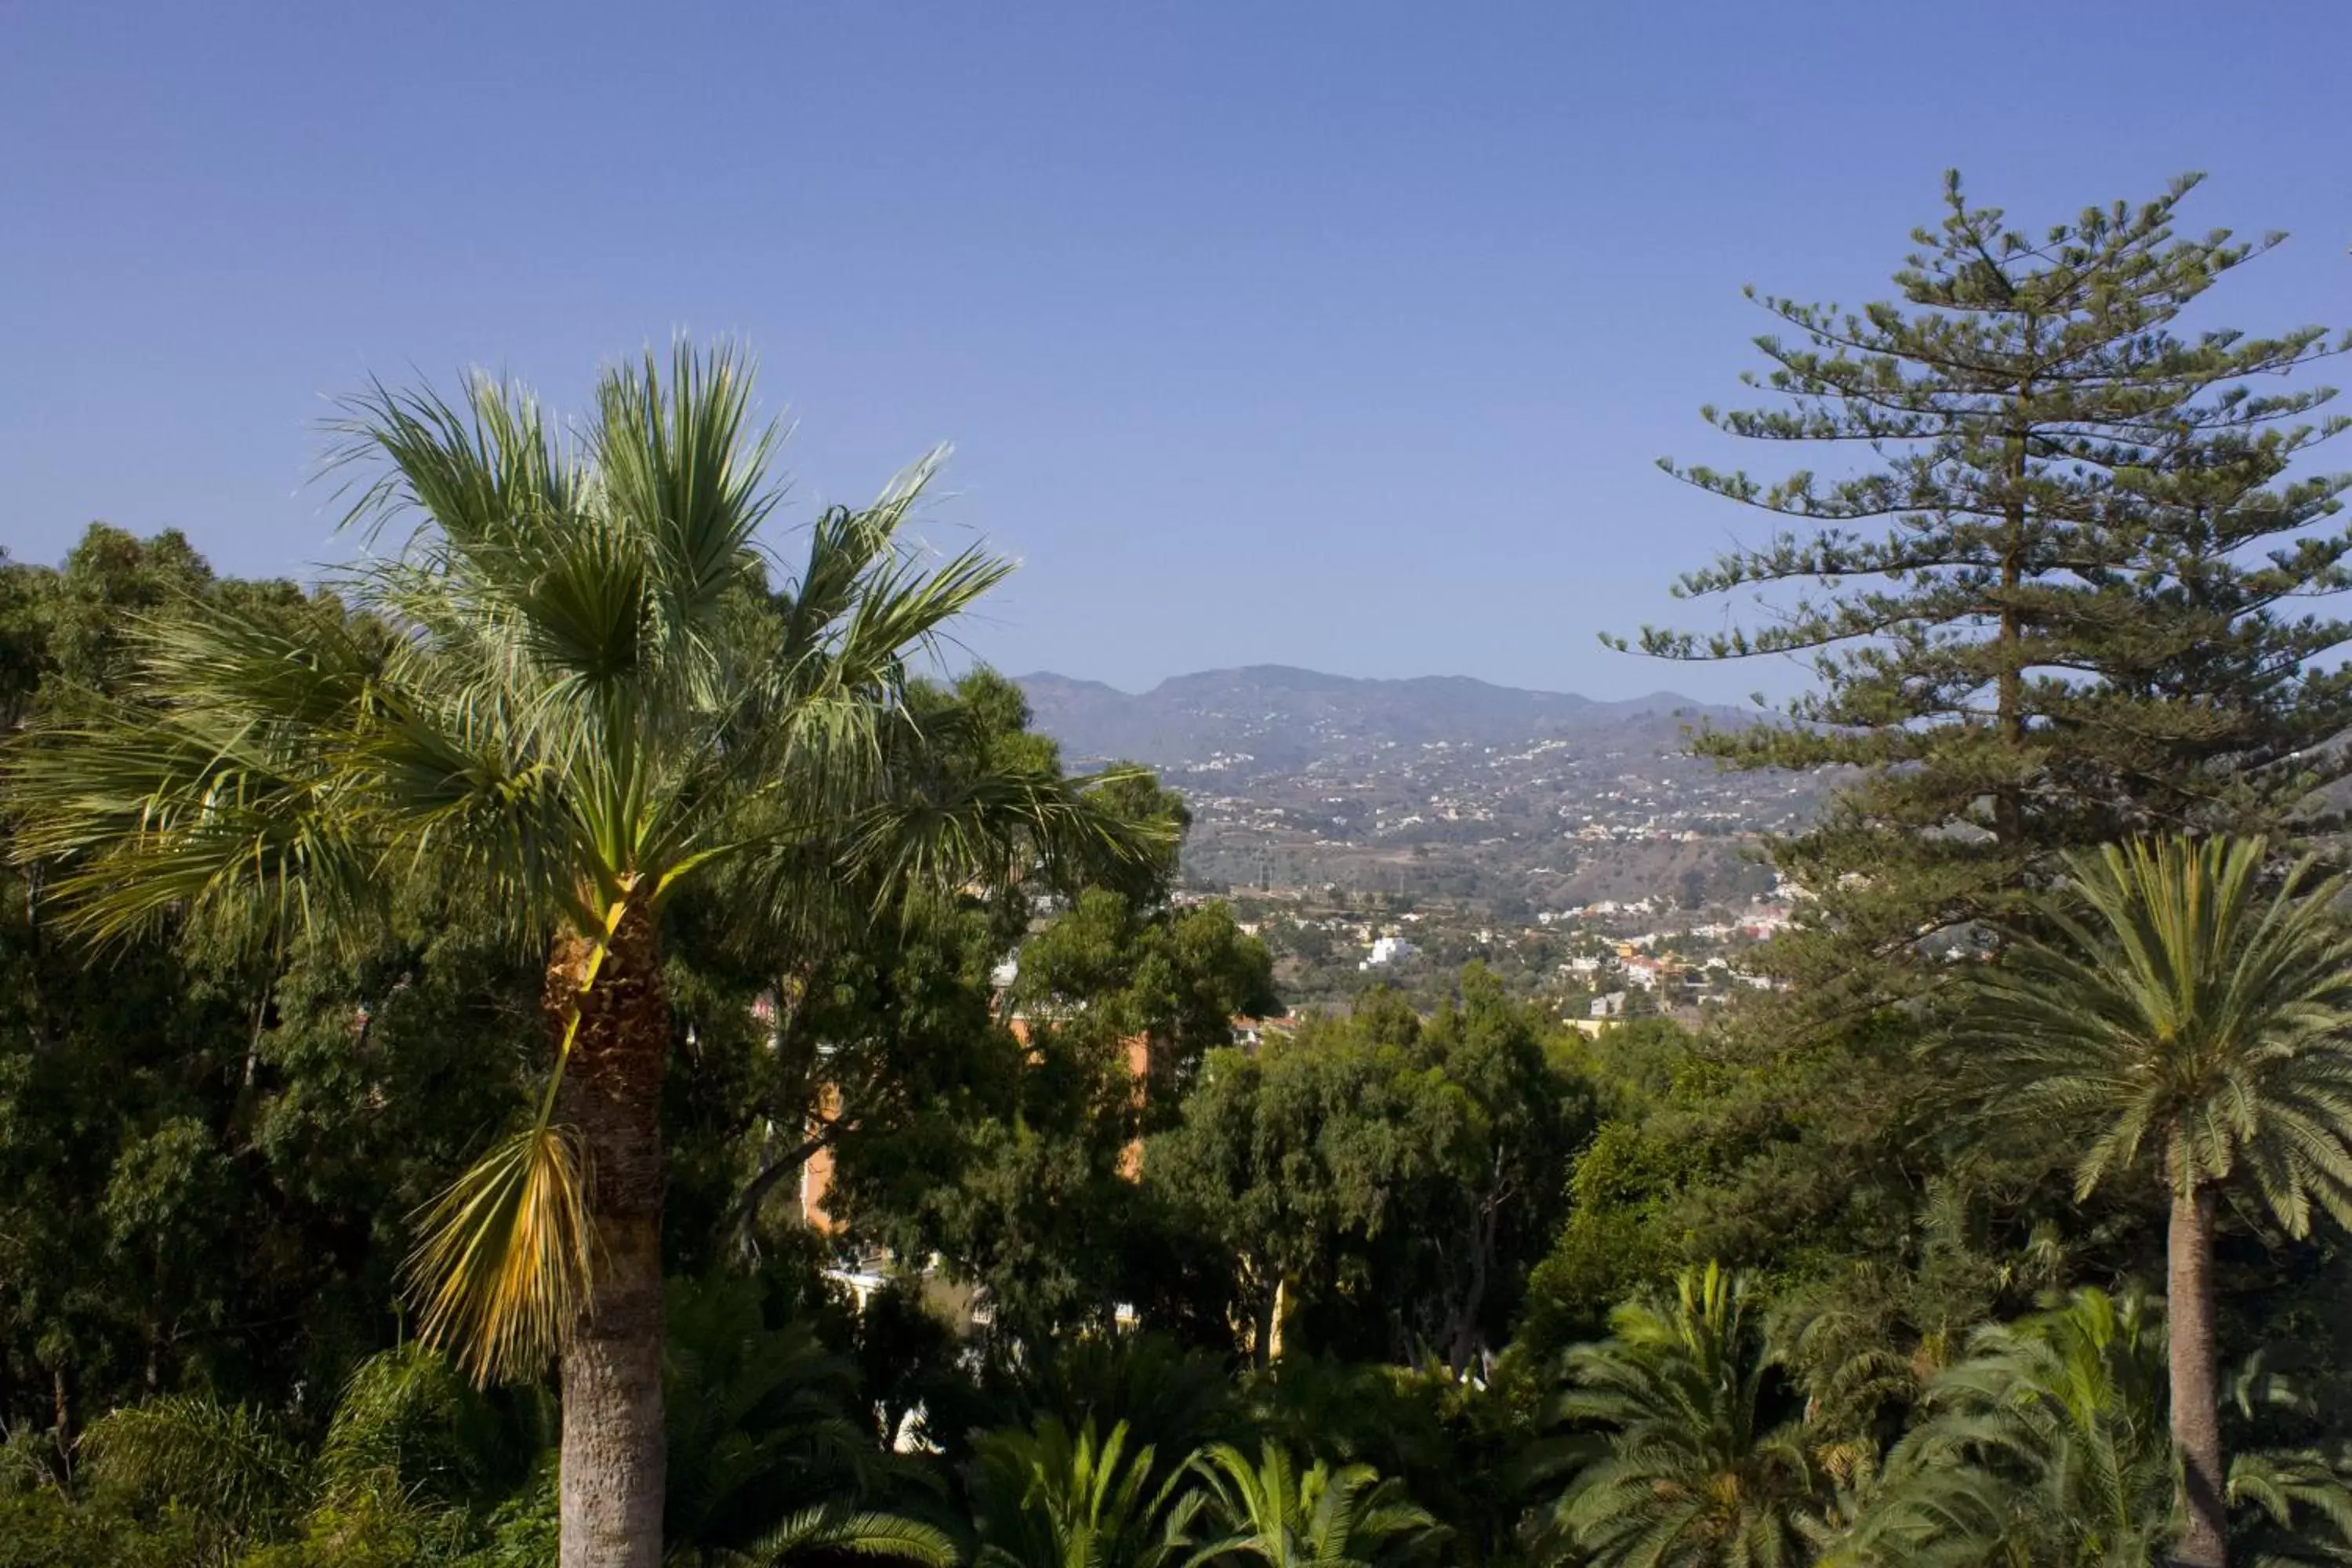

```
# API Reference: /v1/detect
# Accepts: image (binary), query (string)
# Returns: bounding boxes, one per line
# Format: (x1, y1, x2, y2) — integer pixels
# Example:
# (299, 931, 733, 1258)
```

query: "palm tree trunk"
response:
(2168, 1184, 2226, 1568)
(551, 905, 670, 1568)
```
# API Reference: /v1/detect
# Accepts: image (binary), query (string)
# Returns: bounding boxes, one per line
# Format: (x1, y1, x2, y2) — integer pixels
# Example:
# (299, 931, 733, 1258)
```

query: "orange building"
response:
(797, 1080, 844, 1233)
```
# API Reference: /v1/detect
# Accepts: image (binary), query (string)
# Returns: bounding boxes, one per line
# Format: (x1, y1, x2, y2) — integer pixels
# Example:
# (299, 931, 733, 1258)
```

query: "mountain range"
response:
(1015, 665, 1745, 778)
(1011, 666, 1816, 909)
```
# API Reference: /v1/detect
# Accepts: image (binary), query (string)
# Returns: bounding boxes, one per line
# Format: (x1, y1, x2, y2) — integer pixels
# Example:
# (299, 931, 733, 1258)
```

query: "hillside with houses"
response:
(1018, 665, 1844, 916)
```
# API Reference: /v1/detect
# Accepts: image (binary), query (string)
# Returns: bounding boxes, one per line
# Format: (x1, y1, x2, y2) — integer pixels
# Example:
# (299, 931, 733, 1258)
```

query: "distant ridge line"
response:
(1013, 662, 1713, 710)
(1011, 665, 1747, 776)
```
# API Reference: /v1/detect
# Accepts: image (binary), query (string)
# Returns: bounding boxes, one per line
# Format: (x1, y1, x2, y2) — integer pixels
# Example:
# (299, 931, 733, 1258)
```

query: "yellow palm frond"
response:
(402, 1120, 593, 1386)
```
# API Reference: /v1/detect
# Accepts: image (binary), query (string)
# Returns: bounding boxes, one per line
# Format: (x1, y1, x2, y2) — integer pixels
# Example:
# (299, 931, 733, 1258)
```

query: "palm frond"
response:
(723, 1504, 960, 1566)
(775, 450, 951, 662)
(1950, 833, 2352, 1229)
(323, 366, 578, 556)
(402, 1120, 593, 1386)
(592, 339, 779, 626)
(970, 1416, 1201, 1568)
(312, 1341, 510, 1513)
(7, 603, 387, 950)
(1537, 1265, 1830, 1568)
(2231, 1450, 2352, 1565)
(1845, 1287, 2174, 1567)
(1184, 1438, 1440, 1566)
(841, 764, 1175, 913)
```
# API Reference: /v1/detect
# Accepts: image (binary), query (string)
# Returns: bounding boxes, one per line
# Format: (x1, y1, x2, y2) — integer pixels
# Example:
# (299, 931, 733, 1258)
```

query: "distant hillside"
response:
(1013, 665, 1822, 912)
(1016, 664, 1744, 776)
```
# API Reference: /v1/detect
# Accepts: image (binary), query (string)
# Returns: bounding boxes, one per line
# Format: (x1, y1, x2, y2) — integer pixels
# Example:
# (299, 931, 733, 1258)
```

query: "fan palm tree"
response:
(9, 344, 1163, 1566)
(1531, 1263, 1830, 1568)
(1955, 836, 2352, 1568)
(1181, 1440, 1441, 1566)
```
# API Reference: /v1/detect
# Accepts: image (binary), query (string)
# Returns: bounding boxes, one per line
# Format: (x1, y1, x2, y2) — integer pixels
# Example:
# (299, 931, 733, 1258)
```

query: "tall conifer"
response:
(1628, 173, 2352, 1010)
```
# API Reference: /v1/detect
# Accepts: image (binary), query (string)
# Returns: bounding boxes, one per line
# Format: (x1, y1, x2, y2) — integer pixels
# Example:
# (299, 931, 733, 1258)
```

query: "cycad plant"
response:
(1841, 1287, 2174, 1567)
(1955, 836, 2352, 1568)
(1182, 1440, 1441, 1566)
(677, 1504, 960, 1567)
(967, 1417, 1201, 1568)
(1840, 1287, 2352, 1568)
(1532, 1262, 1829, 1568)
(988, 1331, 1242, 1465)
(9, 344, 1161, 1566)
(661, 1275, 884, 1553)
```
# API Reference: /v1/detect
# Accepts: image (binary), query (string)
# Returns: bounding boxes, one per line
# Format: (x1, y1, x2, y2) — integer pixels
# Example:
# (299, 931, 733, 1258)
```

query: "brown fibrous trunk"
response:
(2169, 1184, 2227, 1568)
(551, 903, 671, 1568)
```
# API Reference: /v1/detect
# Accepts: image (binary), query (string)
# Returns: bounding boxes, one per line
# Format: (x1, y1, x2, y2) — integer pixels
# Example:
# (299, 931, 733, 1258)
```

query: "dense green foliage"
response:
(1530, 1264, 1828, 1568)
(1147, 976, 1592, 1372)
(9, 172, 2352, 1566)
(1600, 177, 2352, 1383)
(1562, 172, 2352, 1562)
(0, 528, 543, 1450)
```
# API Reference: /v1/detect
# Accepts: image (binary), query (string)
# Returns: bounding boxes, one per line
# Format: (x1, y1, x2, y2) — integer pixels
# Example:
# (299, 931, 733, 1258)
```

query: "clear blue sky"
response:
(6, 2, 2346, 702)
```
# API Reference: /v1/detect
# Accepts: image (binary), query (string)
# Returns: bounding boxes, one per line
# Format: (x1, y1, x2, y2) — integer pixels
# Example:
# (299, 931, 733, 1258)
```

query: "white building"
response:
(1591, 991, 1628, 1018)
(1623, 956, 1670, 991)
(1360, 935, 1419, 970)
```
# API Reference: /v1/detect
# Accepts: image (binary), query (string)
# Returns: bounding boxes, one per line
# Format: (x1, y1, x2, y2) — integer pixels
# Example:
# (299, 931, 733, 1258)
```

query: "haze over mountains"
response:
(1015, 665, 1748, 780)
(1014, 666, 1817, 909)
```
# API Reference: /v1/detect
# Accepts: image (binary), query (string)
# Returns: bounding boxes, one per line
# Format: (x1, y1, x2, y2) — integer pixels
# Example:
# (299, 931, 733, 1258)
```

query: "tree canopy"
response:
(10, 176, 2352, 1568)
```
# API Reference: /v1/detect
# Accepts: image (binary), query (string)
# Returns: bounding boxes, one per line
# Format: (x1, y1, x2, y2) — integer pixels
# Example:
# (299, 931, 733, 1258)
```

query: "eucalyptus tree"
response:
(1145, 981, 1586, 1373)
(10, 345, 1161, 1566)
(1955, 836, 2352, 1567)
